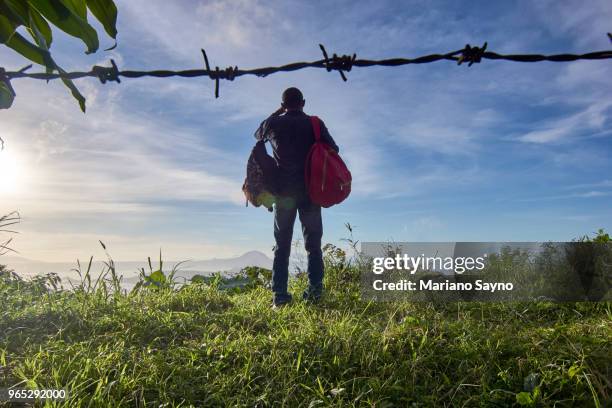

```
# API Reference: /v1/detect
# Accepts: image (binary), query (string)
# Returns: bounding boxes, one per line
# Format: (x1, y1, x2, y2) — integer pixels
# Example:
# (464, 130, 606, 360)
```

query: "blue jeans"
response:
(272, 195, 324, 304)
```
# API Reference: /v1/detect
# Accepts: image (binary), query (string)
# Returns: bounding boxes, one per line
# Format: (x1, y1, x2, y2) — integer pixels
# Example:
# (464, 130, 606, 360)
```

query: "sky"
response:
(1, 0, 611, 263)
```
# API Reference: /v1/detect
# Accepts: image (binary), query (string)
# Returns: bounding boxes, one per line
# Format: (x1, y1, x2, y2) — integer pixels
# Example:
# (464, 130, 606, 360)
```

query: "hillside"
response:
(0, 256, 610, 407)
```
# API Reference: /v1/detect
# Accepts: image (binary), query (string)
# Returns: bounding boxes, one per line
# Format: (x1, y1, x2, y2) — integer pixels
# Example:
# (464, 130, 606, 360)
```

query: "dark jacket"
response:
(254, 110, 339, 195)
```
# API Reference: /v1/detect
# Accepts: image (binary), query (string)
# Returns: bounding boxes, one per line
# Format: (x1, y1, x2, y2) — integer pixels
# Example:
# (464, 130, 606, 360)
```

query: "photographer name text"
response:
(372, 279, 514, 292)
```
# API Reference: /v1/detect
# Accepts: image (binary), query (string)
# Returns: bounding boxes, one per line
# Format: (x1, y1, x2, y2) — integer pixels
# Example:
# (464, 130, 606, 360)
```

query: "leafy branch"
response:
(0, 0, 118, 112)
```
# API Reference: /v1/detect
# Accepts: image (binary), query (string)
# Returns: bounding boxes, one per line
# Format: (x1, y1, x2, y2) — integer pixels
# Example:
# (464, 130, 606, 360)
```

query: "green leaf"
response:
(27, 8, 52, 48)
(27, 0, 99, 53)
(145, 269, 166, 289)
(0, 81, 15, 109)
(86, 0, 117, 39)
(5, 31, 50, 66)
(25, 19, 87, 112)
(57, 66, 86, 112)
(531, 387, 541, 402)
(60, 0, 87, 19)
(27, 10, 53, 73)
(149, 270, 166, 284)
(2, 0, 29, 26)
(516, 392, 533, 406)
(568, 364, 580, 379)
(0, 14, 17, 43)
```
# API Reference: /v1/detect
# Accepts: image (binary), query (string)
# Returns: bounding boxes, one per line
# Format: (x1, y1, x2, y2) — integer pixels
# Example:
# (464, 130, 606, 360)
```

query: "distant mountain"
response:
(1, 255, 35, 263)
(1, 251, 273, 279)
(184, 250, 272, 274)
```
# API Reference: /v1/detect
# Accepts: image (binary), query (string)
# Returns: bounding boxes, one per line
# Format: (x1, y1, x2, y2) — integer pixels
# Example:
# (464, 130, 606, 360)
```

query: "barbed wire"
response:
(1, 35, 612, 100)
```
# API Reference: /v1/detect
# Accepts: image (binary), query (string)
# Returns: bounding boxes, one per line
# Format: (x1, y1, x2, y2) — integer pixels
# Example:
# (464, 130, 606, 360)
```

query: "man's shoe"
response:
(272, 293, 292, 307)
(302, 287, 322, 304)
(271, 301, 290, 310)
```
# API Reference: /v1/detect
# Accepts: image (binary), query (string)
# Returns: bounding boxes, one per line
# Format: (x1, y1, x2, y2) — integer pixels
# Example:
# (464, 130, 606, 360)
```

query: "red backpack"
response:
(305, 116, 352, 207)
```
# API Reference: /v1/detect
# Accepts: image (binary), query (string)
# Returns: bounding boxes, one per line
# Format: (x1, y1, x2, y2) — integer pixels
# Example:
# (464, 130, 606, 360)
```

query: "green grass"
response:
(0, 256, 610, 407)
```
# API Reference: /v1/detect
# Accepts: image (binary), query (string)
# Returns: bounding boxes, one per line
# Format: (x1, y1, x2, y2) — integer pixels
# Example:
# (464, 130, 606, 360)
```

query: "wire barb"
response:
(457, 42, 488, 66)
(201, 49, 238, 98)
(91, 59, 121, 84)
(319, 44, 357, 81)
(18, 64, 33, 73)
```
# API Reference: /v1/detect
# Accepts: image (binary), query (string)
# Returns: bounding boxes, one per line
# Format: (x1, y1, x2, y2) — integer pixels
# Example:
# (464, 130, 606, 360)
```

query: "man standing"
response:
(254, 87, 339, 307)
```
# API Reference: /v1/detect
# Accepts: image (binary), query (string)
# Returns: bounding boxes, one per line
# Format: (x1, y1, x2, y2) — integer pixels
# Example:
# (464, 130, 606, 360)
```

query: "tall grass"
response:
(0, 238, 610, 406)
(0, 211, 20, 256)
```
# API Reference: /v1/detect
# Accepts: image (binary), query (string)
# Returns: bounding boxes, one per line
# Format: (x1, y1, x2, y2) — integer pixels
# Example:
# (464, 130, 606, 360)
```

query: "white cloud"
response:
(556, 62, 611, 92)
(531, 0, 612, 48)
(515, 190, 612, 202)
(518, 101, 612, 144)
(564, 179, 612, 190)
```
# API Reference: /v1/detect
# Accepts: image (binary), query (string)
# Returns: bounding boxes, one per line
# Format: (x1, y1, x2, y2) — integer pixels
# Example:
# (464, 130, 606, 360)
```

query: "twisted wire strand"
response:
(2, 37, 611, 99)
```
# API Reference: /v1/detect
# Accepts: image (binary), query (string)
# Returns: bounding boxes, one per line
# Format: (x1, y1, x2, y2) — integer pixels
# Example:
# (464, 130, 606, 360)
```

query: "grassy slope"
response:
(0, 264, 610, 408)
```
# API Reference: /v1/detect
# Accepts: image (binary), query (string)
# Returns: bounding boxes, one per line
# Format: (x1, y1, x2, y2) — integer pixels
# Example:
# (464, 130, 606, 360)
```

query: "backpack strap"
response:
(310, 115, 321, 142)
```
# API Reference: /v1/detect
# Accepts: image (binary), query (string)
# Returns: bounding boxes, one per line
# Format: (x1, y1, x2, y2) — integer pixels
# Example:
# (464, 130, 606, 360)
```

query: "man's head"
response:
(281, 87, 305, 111)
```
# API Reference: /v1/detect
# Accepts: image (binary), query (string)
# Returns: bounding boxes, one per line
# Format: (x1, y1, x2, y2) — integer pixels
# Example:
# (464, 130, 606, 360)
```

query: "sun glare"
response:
(0, 150, 24, 195)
